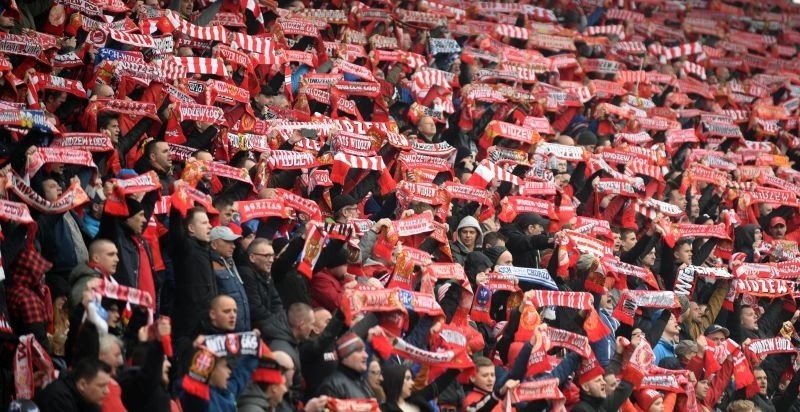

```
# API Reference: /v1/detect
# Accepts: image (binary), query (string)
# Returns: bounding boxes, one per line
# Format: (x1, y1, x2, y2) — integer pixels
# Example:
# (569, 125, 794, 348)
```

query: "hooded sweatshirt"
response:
(451, 216, 484, 264)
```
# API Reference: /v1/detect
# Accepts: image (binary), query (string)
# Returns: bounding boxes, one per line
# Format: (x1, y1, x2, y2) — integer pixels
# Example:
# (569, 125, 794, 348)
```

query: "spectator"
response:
(35, 357, 112, 412)
(316, 332, 374, 399)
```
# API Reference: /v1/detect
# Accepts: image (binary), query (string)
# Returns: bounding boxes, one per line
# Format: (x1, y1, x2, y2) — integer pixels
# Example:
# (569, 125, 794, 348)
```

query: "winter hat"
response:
(576, 355, 604, 386)
(482, 246, 508, 266)
(125, 197, 144, 218)
(634, 389, 663, 411)
(321, 241, 350, 269)
(575, 130, 598, 147)
(252, 359, 285, 385)
(336, 332, 365, 360)
(332, 194, 358, 214)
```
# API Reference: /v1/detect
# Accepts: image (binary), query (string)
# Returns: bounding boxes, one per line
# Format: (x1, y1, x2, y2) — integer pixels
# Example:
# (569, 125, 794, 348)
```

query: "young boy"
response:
(463, 357, 519, 412)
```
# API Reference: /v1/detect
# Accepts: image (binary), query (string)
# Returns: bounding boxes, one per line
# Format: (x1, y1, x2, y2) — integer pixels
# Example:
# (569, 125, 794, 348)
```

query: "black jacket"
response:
(119, 342, 172, 412)
(262, 313, 303, 396)
(169, 208, 217, 339)
(316, 364, 376, 399)
(97, 190, 158, 289)
(570, 381, 634, 412)
(240, 265, 286, 331)
(497, 225, 550, 269)
(35, 375, 100, 412)
(271, 236, 311, 310)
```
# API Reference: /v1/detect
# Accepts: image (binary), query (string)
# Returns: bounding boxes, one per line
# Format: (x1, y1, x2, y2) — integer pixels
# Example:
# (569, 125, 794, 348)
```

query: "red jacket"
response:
(310, 269, 345, 311)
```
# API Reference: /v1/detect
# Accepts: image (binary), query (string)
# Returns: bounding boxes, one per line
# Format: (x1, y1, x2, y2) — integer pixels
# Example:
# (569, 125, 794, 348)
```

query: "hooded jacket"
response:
(211, 251, 250, 332)
(67, 262, 105, 311)
(451, 216, 484, 265)
(734, 224, 760, 263)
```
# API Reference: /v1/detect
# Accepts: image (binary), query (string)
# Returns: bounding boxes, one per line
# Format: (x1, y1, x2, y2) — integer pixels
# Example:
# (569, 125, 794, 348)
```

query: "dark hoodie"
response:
(262, 314, 303, 395)
(498, 223, 550, 269)
(380, 365, 459, 412)
(734, 224, 760, 263)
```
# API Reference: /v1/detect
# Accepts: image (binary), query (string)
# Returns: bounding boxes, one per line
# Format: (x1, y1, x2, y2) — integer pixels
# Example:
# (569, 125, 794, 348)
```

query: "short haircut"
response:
(143, 139, 165, 159)
(620, 228, 636, 239)
(99, 334, 123, 356)
(97, 112, 120, 131)
(483, 231, 506, 248)
(185, 206, 208, 227)
(674, 238, 693, 250)
(287, 302, 313, 327)
(247, 238, 272, 254)
(89, 239, 116, 260)
(212, 195, 235, 209)
(210, 294, 236, 310)
(72, 357, 111, 383)
(726, 400, 756, 412)
(473, 356, 493, 369)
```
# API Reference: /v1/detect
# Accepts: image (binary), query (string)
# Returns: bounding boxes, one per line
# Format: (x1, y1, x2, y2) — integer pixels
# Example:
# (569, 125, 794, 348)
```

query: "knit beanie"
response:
(336, 332, 365, 360)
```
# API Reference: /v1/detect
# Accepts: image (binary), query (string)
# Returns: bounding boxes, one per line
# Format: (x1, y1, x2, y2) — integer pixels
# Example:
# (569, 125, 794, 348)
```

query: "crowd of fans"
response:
(0, 0, 800, 411)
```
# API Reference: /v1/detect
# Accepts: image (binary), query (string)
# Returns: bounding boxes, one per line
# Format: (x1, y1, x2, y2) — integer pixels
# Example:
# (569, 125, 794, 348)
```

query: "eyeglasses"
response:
(251, 253, 275, 259)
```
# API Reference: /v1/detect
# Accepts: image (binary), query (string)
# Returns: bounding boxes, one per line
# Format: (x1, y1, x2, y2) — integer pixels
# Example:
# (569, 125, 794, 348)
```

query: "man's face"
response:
(621, 232, 637, 252)
(689, 302, 703, 323)
(341, 345, 368, 373)
(673, 243, 693, 265)
(418, 116, 437, 137)
(695, 379, 709, 400)
(664, 313, 680, 336)
(249, 243, 275, 274)
(770, 224, 786, 239)
(77, 371, 111, 405)
(125, 211, 147, 235)
(211, 238, 236, 258)
(93, 243, 119, 275)
(496, 251, 513, 267)
(669, 189, 687, 210)
(217, 205, 234, 226)
(295, 311, 315, 341)
(179, 0, 194, 15)
(741, 307, 759, 331)
(471, 366, 496, 392)
(99, 341, 123, 376)
(603, 374, 618, 392)
(613, 233, 621, 253)
(103, 119, 121, 145)
(188, 212, 212, 242)
(755, 370, 768, 395)
(338, 205, 358, 223)
(458, 227, 478, 249)
(150, 142, 172, 173)
(209, 297, 237, 331)
(582, 376, 607, 398)
(312, 309, 332, 335)
(706, 331, 726, 344)
(42, 179, 62, 202)
(46, 92, 68, 113)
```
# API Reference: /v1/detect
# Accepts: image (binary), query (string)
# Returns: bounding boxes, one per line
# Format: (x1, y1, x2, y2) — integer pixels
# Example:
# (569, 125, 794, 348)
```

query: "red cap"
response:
(770, 216, 787, 228)
(576, 355, 605, 386)
(634, 389, 663, 411)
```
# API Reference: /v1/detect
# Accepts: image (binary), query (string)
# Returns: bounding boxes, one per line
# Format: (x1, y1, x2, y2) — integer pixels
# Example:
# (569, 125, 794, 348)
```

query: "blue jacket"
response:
(591, 307, 620, 368)
(212, 253, 251, 332)
(653, 339, 676, 365)
(209, 354, 259, 412)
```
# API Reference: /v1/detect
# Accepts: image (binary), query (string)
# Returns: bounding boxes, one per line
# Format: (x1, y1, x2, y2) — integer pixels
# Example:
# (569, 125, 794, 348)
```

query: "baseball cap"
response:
(770, 217, 787, 228)
(210, 226, 242, 242)
(704, 324, 730, 337)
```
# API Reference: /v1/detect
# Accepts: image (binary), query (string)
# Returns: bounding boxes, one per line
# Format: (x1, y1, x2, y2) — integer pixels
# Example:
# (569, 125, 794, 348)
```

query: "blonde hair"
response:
(727, 400, 756, 412)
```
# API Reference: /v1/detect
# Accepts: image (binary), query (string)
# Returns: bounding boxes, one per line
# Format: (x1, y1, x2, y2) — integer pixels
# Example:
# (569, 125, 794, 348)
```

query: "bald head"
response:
(556, 135, 575, 146)
(209, 295, 237, 331)
(89, 239, 119, 275)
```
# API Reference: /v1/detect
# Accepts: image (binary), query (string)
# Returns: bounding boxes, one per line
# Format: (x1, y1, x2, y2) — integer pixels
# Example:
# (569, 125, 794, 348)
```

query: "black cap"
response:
(483, 246, 508, 265)
(514, 212, 547, 228)
(704, 324, 730, 338)
(332, 194, 358, 214)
